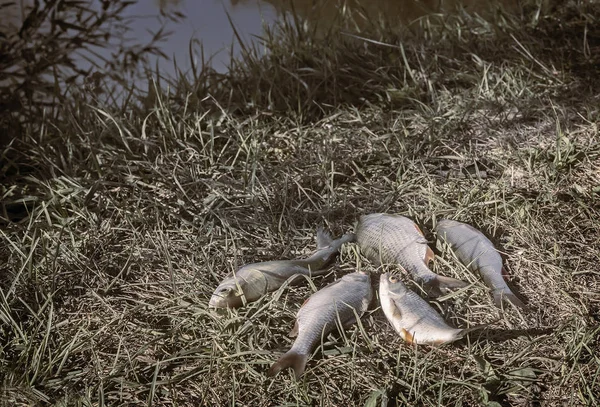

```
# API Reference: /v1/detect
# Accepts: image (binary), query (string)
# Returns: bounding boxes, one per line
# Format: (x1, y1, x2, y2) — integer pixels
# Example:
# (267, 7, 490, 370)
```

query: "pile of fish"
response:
(209, 213, 525, 379)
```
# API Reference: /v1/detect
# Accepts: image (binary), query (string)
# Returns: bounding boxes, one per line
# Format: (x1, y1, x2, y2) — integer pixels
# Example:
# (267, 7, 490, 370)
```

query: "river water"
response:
(2, 0, 522, 82)
(124, 0, 278, 73)
(139, 0, 522, 76)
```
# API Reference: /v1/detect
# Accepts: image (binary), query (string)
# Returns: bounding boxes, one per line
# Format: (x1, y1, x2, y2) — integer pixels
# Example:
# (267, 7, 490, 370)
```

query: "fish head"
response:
(209, 280, 244, 308)
(379, 272, 408, 296)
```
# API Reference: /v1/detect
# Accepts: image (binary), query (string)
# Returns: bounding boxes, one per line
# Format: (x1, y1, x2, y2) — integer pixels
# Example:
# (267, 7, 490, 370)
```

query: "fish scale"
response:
(209, 229, 355, 308)
(267, 271, 372, 379)
(379, 272, 485, 345)
(356, 213, 468, 295)
(435, 219, 525, 308)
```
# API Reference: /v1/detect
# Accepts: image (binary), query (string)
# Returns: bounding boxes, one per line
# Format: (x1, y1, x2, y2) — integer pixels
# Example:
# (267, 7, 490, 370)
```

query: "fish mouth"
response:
(208, 293, 228, 308)
(209, 289, 245, 308)
(379, 272, 390, 289)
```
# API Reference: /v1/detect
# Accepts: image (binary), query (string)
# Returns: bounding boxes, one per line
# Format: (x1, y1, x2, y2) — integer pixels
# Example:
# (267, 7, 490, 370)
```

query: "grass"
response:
(1, 0, 600, 406)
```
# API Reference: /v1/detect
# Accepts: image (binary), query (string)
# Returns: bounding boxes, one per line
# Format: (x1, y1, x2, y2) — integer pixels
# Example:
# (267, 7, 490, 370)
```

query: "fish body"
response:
(435, 219, 524, 308)
(209, 229, 355, 308)
(267, 271, 372, 379)
(356, 213, 467, 295)
(379, 272, 467, 345)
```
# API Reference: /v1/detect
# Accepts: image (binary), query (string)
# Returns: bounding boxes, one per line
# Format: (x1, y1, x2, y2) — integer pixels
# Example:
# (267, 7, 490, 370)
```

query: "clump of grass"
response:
(2, 0, 600, 406)
(0, 0, 182, 154)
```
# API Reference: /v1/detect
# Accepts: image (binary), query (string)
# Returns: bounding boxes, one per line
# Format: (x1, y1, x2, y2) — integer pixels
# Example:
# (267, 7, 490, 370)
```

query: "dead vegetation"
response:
(1, 0, 599, 406)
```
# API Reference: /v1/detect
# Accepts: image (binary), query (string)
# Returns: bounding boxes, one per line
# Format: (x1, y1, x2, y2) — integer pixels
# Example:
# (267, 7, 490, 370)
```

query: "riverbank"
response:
(2, 1, 599, 406)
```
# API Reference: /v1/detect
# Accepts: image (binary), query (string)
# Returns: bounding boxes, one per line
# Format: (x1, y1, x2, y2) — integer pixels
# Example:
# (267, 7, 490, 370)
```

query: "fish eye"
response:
(219, 287, 233, 295)
(389, 275, 399, 283)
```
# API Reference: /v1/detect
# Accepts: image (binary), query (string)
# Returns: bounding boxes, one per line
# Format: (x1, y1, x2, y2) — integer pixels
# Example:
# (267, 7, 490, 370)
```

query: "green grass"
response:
(1, 1, 600, 406)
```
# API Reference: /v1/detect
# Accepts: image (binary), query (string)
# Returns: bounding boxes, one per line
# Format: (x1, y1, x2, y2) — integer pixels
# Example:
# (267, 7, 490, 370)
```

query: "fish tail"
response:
(493, 289, 526, 309)
(307, 231, 355, 271)
(338, 232, 356, 245)
(267, 350, 309, 380)
(427, 274, 469, 295)
(316, 227, 334, 249)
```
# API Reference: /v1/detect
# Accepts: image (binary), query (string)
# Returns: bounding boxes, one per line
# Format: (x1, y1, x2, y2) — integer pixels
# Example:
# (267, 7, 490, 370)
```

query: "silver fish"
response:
(209, 229, 355, 308)
(435, 219, 525, 308)
(267, 271, 372, 379)
(356, 213, 468, 295)
(379, 272, 480, 345)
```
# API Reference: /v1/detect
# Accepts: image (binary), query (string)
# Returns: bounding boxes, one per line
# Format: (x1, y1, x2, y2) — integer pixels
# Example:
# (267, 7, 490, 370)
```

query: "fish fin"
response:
(316, 227, 333, 249)
(493, 290, 526, 309)
(299, 296, 311, 308)
(414, 223, 424, 235)
(425, 275, 469, 296)
(424, 245, 435, 265)
(400, 328, 415, 344)
(267, 350, 309, 380)
(338, 232, 356, 245)
(289, 321, 299, 337)
(390, 298, 403, 320)
(413, 224, 431, 244)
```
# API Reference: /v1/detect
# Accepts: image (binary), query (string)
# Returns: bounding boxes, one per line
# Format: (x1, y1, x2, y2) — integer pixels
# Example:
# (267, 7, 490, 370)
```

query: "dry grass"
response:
(1, 1, 600, 406)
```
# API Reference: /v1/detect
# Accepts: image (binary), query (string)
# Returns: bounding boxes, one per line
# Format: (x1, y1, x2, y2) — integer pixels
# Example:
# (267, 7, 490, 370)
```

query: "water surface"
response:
(2, 0, 522, 86)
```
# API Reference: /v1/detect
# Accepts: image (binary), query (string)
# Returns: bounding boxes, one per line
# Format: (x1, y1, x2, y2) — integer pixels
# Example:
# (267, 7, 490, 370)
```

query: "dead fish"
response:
(267, 271, 372, 379)
(435, 219, 525, 309)
(379, 272, 482, 345)
(356, 213, 468, 295)
(209, 229, 355, 308)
